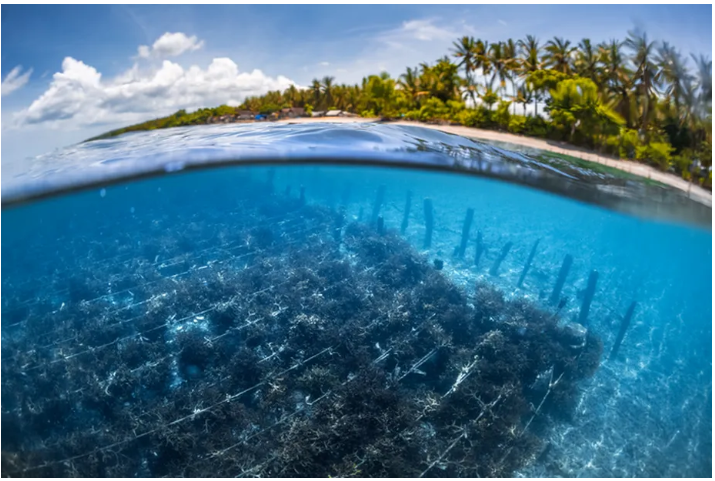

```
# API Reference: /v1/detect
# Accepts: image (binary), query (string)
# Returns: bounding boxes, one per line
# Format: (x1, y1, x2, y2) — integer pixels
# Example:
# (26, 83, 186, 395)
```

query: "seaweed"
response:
(1, 177, 602, 478)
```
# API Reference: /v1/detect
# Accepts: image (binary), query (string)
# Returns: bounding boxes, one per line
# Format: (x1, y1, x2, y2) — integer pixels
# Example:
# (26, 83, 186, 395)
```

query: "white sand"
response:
(280, 117, 712, 207)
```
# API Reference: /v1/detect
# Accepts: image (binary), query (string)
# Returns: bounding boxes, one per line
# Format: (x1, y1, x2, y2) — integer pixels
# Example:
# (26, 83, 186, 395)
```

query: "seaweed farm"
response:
(2, 162, 712, 477)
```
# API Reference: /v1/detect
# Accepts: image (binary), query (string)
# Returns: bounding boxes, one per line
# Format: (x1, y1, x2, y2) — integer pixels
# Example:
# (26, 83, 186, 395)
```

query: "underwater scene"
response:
(1, 124, 712, 478)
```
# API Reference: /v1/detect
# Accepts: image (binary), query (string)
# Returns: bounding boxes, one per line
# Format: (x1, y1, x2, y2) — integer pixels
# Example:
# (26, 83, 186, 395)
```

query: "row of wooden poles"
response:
(274, 177, 635, 361)
(368, 184, 635, 361)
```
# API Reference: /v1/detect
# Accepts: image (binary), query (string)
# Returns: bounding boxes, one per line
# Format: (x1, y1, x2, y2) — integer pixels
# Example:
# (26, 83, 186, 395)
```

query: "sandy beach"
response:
(280, 117, 712, 207)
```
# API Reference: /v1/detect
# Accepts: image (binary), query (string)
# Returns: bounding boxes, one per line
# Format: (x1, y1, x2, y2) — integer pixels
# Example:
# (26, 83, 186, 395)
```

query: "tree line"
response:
(90, 30, 712, 187)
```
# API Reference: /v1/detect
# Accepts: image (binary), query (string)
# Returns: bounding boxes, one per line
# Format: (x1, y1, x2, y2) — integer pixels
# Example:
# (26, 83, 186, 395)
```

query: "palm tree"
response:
(311, 78, 323, 110)
(679, 77, 699, 130)
(419, 57, 462, 103)
(504, 38, 520, 113)
(399, 66, 425, 108)
(683, 55, 712, 151)
(348, 85, 362, 113)
(479, 85, 500, 110)
(436, 57, 463, 101)
(452, 36, 477, 82)
(321, 76, 335, 109)
(514, 84, 534, 116)
(518, 35, 542, 76)
(691, 54, 712, 117)
(599, 39, 635, 127)
(574, 39, 600, 85)
(488, 42, 512, 97)
(462, 77, 480, 107)
(625, 30, 661, 131)
(284, 84, 300, 107)
(656, 43, 690, 122)
(362, 73, 398, 116)
(518, 35, 542, 116)
(332, 85, 348, 111)
(543, 37, 575, 74)
(548, 77, 624, 143)
(471, 39, 491, 88)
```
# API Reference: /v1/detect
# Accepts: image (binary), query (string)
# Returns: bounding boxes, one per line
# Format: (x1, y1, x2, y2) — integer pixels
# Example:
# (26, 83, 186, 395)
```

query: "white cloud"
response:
(2, 65, 33, 97)
(319, 61, 330, 67)
(376, 18, 475, 52)
(137, 45, 151, 58)
(13, 56, 297, 129)
(137, 32, 204, 59)
(400, 19, 455, 41)
(498, 19, 508, 26)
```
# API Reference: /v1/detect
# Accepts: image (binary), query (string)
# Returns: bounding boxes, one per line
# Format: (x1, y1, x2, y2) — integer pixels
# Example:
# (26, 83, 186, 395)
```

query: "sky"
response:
(1, 4, 712, 164)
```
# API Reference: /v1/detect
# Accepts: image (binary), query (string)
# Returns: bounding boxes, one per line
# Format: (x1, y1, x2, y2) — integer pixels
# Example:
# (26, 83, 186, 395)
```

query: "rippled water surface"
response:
(2, 123, 711, 477)
(2, 123, 711, 228)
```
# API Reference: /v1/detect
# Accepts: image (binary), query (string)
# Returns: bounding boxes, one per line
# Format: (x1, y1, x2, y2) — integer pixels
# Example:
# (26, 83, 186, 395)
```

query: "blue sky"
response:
(1, 4, 711, 163)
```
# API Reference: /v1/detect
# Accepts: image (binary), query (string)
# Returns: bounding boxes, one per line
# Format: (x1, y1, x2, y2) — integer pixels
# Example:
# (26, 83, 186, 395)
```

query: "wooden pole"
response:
(377, 216, 385, 235)
(549, 254, 573, 306)
(423, 198, 434, 249)
(517, 239, 540, 288)
(578, 270, 599, 326)
(456, 208, 474, 259)
(609, 301, 637, 360)
(490, 242, 513, 276)
(400, 191, 413, 235)
(371, 185, 386, 226)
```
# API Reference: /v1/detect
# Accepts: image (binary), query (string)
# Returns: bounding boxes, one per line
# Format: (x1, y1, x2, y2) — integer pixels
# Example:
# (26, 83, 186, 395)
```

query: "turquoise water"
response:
(1, 124, 711, 477)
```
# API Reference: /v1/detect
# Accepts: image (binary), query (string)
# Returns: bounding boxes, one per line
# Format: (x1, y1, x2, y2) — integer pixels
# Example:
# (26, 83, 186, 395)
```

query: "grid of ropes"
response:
(2, 183, 631, 478)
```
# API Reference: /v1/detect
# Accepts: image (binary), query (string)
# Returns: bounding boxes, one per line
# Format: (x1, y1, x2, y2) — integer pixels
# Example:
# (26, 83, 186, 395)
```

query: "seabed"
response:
(1, 164, 711, 477)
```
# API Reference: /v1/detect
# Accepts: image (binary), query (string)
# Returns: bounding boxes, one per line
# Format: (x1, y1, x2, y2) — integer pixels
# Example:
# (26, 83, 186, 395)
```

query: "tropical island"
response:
(87, 31, 712, 190)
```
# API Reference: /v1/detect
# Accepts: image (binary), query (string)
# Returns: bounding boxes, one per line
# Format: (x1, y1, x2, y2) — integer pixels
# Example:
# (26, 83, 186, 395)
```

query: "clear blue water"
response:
(1, 124, 711, 477)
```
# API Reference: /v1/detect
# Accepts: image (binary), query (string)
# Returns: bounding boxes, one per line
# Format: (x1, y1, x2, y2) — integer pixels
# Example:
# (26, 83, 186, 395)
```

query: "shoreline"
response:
(279, 117, 712, 207)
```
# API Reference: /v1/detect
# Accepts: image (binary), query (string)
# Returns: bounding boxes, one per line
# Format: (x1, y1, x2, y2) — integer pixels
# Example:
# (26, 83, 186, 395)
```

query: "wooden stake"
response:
(456, 208, 474, 259)
(400, 191, 412, 235)
(517, 239, 540, 288)
(490, 242, 513, 276)
(423, 198, 434, 249)
(549, 254, 573, 306)
(578, 270, 599, 326)
(371, 185, 386, 226)
(609, 301, 637, 361)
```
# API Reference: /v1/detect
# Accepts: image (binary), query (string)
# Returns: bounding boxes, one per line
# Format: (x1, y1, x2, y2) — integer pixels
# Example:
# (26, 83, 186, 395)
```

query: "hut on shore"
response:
(280, 107, 305, 119)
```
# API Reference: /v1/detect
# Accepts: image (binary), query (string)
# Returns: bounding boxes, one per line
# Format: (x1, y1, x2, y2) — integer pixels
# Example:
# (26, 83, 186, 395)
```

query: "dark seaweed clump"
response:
(1, 179, 601, 477)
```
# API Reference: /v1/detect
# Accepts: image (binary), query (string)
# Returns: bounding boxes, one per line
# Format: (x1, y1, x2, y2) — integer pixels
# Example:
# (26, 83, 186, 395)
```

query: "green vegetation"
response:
(89, 30, 712, 188)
